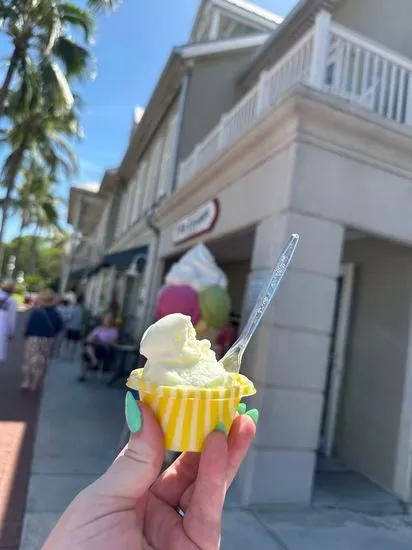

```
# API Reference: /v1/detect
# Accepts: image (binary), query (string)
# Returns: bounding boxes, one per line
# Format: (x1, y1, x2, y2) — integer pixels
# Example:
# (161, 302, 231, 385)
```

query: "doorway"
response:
(314, 262, 402, 513)
(320, 263, 355, 457)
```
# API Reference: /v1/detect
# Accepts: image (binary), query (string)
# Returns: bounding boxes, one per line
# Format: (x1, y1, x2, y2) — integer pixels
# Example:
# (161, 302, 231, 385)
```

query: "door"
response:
(321, 263, 355, 457)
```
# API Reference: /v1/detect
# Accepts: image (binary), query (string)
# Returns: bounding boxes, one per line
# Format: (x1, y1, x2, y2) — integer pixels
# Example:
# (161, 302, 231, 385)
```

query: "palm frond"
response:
(40, 200, 60, 226)
(87, 0, 121, 13)
(13, 54, 37, 114)
(39, 59, 74, 110)
(59, 3, 95, 43)
(43, 2, 62, 55)
(50, 132, 78, 172)
(52, 36, 90, 77)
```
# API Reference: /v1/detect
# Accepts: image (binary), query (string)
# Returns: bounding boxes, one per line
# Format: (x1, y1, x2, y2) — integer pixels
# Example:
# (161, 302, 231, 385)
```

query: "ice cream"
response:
(127, 312, 256, 452)
(141, 313, 233, 388)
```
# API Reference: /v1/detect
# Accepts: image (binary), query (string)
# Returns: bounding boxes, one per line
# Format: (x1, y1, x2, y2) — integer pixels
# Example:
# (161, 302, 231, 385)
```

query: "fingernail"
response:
(246, 409, 259, 425)
(214, 422, 227, 435)
(237, 403, 247, 414)
(125, 391, 142, 433)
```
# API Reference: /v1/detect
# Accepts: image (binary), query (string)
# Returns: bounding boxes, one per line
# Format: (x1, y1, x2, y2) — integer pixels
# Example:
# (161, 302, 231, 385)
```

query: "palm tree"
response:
(0, 1, 95, 117)
(14, 162, 63, 273)
(0, 92, 80, 269)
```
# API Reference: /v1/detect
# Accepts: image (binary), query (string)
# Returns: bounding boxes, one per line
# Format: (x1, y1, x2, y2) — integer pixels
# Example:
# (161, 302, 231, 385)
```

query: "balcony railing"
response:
(177, 11, 412, 189)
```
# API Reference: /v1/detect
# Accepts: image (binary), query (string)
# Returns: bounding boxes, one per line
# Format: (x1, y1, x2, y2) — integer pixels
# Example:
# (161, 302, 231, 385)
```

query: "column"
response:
(236, 210, 344, 505)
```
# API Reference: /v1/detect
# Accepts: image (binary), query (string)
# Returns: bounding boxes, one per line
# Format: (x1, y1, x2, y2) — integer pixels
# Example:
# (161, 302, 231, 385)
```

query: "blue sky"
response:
(2, 0, 299, 239)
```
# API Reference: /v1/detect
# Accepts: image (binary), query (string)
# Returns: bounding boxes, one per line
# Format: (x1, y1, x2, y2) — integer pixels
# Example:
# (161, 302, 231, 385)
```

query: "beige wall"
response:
(335, 0, 412, 60)
(337, 237, 412, 492)
(179, 49, 256, 161)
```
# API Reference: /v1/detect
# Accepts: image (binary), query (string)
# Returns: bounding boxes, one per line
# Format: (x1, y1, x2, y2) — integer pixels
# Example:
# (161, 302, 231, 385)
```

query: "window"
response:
(142, 137, 164, 211)
(157, 114, 177, 200)
(132, 161, 147, 221)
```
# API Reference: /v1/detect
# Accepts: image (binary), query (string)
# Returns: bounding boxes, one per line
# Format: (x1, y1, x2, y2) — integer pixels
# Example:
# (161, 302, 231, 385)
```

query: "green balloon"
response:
(199, 286, 231, 329)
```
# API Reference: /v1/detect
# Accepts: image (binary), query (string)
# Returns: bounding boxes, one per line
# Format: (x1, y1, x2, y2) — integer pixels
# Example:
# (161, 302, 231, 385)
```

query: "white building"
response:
(66, 0, 412, 508)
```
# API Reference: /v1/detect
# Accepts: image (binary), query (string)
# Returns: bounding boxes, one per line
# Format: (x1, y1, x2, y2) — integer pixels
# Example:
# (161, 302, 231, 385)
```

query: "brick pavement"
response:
(0, 312, 41, 549)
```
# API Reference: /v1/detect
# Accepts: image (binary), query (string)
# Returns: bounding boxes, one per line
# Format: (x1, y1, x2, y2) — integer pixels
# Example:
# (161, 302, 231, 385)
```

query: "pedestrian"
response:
(54, 298, 72, 357)
(66, 295, 85, 360)
(215, 312, 240, 360)
(78, 311, 118, 382)
(21, 289, 63, 391)
(0, 278, 17, 363)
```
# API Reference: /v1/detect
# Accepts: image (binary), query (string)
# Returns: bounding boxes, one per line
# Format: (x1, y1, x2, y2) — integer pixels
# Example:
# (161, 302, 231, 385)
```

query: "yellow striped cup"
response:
(126, 368, 256, 452)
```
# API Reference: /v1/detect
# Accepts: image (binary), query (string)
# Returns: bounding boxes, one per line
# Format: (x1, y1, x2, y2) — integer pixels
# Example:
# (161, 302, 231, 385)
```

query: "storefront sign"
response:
(173, 199, 219, 244)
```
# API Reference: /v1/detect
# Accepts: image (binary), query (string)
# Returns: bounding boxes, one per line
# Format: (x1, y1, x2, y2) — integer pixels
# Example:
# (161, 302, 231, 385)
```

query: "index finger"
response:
(183, 431, 228, 548)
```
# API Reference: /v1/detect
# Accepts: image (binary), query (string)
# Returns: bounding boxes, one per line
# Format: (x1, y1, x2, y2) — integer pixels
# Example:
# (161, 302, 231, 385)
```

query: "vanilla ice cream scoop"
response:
(140, 313, 232, 387)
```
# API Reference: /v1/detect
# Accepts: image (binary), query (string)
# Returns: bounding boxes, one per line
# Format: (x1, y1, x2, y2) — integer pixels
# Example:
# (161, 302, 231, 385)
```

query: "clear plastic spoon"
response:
(220, 234, 299, 373)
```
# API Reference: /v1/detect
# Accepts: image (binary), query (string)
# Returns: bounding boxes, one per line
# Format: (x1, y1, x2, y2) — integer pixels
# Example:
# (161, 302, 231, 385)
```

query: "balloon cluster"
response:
(155, 244, 231, 343)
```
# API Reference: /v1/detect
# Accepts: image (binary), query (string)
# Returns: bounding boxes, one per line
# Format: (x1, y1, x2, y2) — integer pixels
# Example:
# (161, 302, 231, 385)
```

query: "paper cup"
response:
(126, 368, 256, 452)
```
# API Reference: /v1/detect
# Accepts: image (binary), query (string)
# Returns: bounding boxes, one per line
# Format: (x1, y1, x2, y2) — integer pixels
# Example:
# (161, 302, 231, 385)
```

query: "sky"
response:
(1, 0, 299, 239)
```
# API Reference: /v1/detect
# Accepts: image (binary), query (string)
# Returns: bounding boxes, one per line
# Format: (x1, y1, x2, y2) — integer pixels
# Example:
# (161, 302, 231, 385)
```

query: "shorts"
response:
(66, 330, 82, 342)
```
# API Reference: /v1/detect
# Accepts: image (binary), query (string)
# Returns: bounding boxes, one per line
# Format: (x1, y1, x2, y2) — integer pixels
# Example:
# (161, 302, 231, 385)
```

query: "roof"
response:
(67, 186, 105, 235)
(99, 169, 118, 194)
(240, 0, 345, 87)
(118, 33, 269, 180)
(217, 0, 283, 25)
(189, 0, 282, 42)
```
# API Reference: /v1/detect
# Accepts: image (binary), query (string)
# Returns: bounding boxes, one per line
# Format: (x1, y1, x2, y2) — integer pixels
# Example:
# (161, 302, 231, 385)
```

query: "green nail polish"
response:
(125, 391, 142, 433)
(246, 409, 259, 425)
(237, 403, 247, 414)
(215, 422, 227, 435)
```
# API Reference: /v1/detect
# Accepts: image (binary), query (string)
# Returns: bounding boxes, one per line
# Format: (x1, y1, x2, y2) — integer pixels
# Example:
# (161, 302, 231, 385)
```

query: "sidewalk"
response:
(0, 312, 41, 550)
(19, 355, 412, 549)
(19, 358, 124, 549)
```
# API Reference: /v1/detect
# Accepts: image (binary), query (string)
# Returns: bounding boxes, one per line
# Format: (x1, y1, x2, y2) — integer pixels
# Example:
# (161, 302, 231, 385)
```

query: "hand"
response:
(43, 396, 258, 550)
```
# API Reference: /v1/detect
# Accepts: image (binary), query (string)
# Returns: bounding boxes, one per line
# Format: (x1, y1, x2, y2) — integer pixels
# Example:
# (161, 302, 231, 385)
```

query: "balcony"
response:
(177, 11, 412, 189)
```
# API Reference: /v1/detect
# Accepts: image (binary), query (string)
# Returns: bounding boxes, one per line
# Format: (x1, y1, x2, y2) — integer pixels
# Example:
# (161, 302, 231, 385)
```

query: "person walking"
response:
(0, 278, 17, 363)
(66, 295, 85, 360)
(21, 289, 63, 391)
(54, 298, 72, 357)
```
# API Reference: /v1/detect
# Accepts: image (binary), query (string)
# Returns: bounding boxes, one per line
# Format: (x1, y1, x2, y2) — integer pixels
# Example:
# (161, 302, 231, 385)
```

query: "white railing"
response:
(177, 27, 314, 189)
(326, 22, 412, 124)
(177, 11, 412, 189)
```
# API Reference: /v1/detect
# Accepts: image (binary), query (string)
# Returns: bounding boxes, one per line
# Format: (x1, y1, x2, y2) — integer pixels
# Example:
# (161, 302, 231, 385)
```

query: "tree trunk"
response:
(0, 185, 14, 276)
(14, 218, 26, 272)
(0, 47, 21, 117)
(0, 133, 29, 274)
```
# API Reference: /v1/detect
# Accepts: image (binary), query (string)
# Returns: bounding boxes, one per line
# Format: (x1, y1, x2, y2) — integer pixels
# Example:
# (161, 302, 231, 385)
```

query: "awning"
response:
(71, 246, 148, 279)
(101, 245, 148, 272)
(69, 267, 89, 279)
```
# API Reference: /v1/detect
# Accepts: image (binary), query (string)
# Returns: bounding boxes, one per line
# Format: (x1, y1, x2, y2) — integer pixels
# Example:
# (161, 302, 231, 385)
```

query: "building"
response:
(65, 0, 412, 507)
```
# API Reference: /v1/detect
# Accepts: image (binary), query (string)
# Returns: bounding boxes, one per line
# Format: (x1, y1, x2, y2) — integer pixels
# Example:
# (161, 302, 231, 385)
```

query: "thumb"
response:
(93, 394, 165, 500)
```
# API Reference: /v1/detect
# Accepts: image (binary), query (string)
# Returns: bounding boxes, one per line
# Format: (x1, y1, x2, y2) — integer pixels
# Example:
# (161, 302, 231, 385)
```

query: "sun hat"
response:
(1, 278, 15, 293)
(39, 289, 56, 307)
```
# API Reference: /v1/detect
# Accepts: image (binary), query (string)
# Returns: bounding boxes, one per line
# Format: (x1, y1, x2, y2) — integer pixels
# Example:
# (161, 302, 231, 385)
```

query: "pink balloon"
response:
(155, 285, 201, 325)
